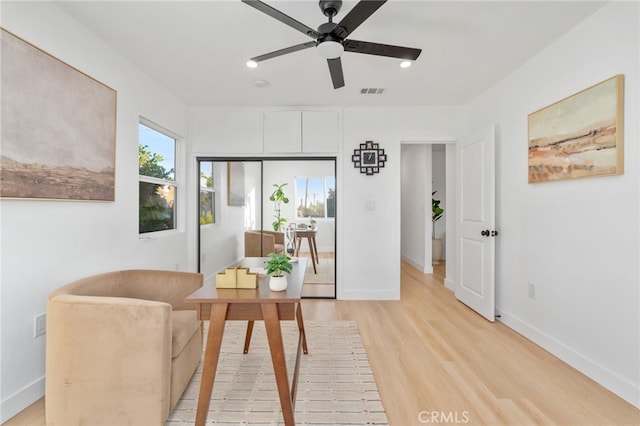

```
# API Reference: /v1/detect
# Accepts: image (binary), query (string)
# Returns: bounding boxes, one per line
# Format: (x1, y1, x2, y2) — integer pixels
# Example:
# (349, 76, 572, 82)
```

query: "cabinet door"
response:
(263, 111, 302, 153)
(302, 111, 339, 153)
(191, 111, 263, 154)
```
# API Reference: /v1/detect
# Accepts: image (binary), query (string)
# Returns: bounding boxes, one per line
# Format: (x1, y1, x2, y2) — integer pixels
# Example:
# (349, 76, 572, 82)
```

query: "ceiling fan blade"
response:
(327, 58, 345, 89)
(250, 41, 317, 62)
(343, 39, 421, 60)
(331, 0, 386, 39)
(242, 0, 320, 39)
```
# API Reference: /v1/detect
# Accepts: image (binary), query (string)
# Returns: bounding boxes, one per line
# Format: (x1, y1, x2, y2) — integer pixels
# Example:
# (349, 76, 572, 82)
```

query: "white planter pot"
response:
(269, 275, 288, 291)
(432, 239, 443, 265)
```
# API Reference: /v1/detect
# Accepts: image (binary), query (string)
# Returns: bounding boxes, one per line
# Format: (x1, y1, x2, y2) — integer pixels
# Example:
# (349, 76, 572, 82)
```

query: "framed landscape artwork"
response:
(527, 74, 624, 183)
(0, 28, 117, 201)
(227, 162, 245, 206)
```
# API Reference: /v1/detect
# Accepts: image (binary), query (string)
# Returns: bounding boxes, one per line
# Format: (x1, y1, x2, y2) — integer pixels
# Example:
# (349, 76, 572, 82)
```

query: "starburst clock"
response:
(352, 141, 387, 175)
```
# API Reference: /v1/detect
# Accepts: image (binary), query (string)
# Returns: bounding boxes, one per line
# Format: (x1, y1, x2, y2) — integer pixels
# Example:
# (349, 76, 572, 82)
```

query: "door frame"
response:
(400, 139, 458, 283)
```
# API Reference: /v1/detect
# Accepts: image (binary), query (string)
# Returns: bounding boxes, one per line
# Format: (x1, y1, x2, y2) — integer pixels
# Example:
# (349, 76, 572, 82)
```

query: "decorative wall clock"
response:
(352, 141, 387, 175)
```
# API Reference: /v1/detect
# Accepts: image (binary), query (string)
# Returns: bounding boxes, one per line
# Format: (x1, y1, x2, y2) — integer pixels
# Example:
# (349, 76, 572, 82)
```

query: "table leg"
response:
(243, 320, 254, 354)
(296, 304, 308, 355)
(261, 303, 295, 426)
(311, 235, 319, 261)
(195, 303, 228, 426)
(294, 236, 301, 257)
(307, 236, 318, 274)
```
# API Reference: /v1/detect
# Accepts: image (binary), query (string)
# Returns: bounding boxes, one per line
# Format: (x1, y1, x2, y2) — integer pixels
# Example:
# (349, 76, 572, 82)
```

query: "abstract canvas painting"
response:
(227, 162, 245, 206)
(528, 75, 624, 183)
(1, 29, 117, 200)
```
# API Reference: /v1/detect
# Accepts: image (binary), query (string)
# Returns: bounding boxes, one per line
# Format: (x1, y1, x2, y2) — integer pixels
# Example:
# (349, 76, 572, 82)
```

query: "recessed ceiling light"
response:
(246, 60, 258, 68)
(400, 61, 412, 68)
(254, 79, 270, 88)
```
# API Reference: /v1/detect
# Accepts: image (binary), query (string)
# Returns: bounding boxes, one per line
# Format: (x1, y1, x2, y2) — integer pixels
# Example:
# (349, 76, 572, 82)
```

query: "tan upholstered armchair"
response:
(244, 230, 285, 257)
(46, 269, 203, 426)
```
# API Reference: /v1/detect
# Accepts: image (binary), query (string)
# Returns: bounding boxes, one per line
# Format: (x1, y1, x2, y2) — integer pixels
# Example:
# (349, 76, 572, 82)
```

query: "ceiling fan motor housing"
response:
(319, 0, 342, 19)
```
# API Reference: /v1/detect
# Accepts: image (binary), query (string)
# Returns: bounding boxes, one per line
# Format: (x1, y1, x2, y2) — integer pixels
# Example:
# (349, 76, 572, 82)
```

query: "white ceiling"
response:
(56, 0, 607, 107)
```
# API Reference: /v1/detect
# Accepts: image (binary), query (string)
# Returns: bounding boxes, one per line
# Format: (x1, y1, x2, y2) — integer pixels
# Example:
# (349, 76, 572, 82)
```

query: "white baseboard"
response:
(0, 376, 44, 424)
(338, 290, 399, 300)
(444, 278, 456, 291)
(497, 308, 640, 409)
(401, 255, 432, 274)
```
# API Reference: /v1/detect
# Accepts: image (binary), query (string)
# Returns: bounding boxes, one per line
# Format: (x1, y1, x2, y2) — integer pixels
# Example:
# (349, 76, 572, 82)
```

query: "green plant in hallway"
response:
(270, 183, 289, 232)
(432, 191, 445, 265)
(432, 191, 444, 238)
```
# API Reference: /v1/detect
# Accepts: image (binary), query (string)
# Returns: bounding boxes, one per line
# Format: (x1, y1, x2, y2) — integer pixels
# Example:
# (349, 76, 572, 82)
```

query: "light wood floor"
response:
(6, 261, 639, 425)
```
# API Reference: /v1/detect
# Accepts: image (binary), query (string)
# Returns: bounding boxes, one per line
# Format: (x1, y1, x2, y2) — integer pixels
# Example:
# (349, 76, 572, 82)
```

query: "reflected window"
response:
(295, 176, 335, 219)
(200, 161, 215, 225)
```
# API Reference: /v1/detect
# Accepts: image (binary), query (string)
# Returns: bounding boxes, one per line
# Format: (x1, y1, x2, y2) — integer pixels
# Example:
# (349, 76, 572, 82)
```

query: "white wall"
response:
(401, 145, 432, 273)
(0, 2, 190, 421)
(468, 1, 639, 407)
(342, 107, 467, 299)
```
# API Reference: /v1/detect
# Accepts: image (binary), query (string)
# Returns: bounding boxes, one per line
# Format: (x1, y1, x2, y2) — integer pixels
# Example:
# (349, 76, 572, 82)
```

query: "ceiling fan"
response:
(241, 0, 422, 89)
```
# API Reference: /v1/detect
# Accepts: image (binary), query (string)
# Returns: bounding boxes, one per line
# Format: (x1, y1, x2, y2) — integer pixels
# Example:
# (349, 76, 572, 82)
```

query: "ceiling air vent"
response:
(360, 88, 385, 95)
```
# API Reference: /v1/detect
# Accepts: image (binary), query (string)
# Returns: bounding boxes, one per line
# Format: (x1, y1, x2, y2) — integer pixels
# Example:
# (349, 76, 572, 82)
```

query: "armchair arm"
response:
(269, 231, 285, 245)
(46, 294, 172, 425)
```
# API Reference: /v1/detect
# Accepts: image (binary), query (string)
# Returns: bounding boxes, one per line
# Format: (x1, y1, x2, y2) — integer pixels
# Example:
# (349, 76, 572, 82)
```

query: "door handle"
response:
(481, 229, 490, 236)
(491, 230, 499, 237)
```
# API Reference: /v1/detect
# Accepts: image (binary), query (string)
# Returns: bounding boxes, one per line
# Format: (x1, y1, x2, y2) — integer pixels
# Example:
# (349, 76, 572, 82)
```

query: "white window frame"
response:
(138, 119, 181, 235)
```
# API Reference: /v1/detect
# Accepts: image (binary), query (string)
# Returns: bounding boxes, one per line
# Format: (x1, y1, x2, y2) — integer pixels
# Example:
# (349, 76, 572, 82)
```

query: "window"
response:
(138, 122, 177, 233)
(294, 176, 335, 219)
(199, 161, 215, 225)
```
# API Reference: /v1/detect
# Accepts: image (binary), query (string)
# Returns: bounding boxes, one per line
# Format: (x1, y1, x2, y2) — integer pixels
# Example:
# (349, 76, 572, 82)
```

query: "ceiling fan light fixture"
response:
(400, 60, 412, 68)
(317, 40, 344, 59)
(246, 60, 258, 68)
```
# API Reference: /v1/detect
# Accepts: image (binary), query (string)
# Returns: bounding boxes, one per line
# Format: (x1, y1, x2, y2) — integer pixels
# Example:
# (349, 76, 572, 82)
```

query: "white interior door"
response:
(455, 125, 496, 322)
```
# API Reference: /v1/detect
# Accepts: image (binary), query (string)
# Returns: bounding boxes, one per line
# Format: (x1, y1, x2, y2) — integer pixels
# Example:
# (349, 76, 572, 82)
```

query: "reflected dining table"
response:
(185, 257, 309, 426)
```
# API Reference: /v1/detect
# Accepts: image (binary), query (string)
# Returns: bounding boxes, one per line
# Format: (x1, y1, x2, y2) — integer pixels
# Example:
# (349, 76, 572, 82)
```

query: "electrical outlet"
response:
(34, 313, 46, 338)
(528, 283, 536, 299)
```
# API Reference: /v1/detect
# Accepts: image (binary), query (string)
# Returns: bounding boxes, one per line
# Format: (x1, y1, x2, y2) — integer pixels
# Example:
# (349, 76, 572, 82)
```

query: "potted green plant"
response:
(269, 183, 289, 232)
(432, 191, 444, 265)
(264, 252, 293, 291)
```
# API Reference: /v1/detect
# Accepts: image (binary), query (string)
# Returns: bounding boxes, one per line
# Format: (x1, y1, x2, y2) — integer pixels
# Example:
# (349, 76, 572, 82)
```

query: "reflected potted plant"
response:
(432, 191, 444, 265)
(265, 252, 293, 291)
(270, 183, 289, 232)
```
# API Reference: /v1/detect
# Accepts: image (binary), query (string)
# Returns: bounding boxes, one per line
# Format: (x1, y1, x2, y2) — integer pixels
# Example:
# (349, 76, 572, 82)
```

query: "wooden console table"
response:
(185, 257, 308, 426)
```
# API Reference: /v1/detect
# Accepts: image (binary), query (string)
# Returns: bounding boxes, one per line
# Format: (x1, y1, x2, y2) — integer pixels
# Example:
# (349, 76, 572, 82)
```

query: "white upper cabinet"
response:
(191, 111, 263, 154)
(302, 111, 339, 153)
(263, 111, 302, 153)
(263, 110, 340, 154)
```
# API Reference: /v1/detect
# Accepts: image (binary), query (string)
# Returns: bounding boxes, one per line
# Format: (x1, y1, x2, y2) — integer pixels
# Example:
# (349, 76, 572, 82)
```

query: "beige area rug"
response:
(166, 321, 388, 425)
(301, 255, 335, 285)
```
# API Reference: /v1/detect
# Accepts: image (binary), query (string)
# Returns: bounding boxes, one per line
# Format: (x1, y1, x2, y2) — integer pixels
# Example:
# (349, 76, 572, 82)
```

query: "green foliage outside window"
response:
(139, 143, 176, 233)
